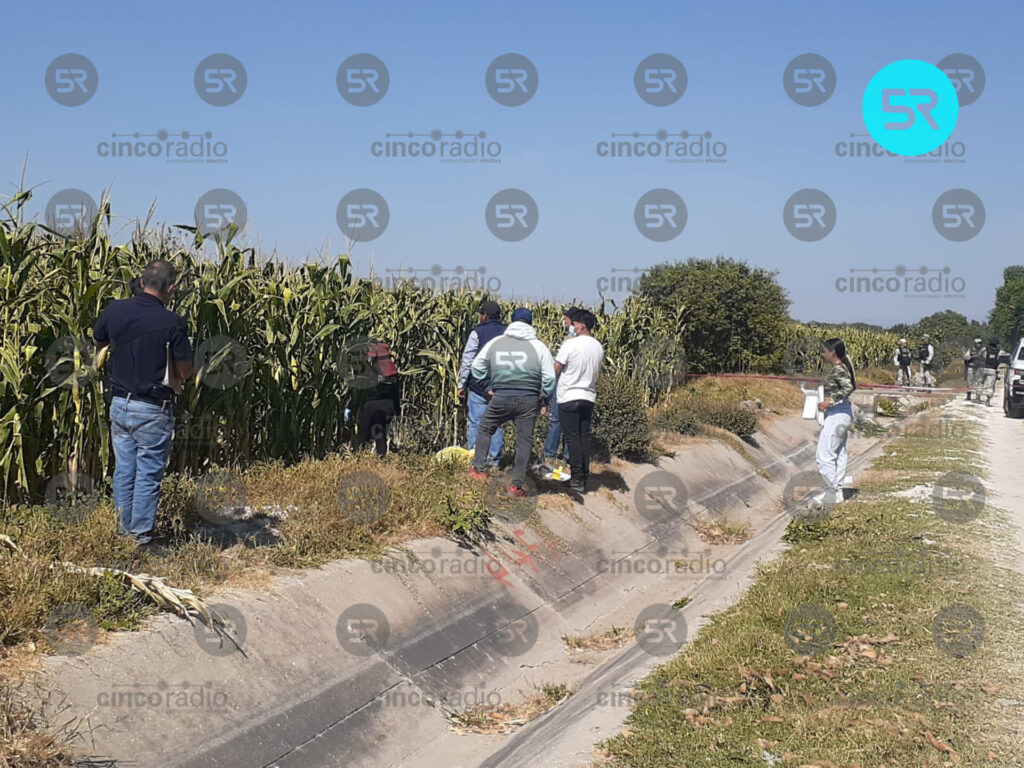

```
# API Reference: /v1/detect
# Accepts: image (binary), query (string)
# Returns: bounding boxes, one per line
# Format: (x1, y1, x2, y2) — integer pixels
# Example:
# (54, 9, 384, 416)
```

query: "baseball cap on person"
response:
(477, 300, 500, 318)
(511, 307, 533, 324)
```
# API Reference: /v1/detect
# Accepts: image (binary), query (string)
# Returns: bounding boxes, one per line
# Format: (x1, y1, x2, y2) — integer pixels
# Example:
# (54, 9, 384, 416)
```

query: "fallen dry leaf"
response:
(924, 731, 960, 764)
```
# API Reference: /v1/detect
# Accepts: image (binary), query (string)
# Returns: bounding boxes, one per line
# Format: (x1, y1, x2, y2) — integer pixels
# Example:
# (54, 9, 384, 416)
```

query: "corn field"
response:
(779, 322, 900, 375)
(0, 190, 690, 503)
(0, 188, 902, 504)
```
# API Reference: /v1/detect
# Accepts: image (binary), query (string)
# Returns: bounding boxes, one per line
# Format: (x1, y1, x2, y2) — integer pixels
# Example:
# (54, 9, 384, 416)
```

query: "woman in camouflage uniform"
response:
(815, 338, 857, 506)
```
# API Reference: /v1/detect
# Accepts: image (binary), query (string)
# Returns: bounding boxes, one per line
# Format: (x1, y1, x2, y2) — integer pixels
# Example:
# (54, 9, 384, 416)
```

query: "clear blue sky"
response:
(3, 0, 1016, 326)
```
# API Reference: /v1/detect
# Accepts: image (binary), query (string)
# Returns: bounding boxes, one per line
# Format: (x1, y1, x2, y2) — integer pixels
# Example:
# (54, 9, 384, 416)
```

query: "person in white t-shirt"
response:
(553, 309, 604, 493)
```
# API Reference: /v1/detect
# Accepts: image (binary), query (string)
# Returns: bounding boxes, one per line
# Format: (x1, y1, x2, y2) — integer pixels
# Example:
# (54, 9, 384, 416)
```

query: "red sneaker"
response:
(507, 485, 527, 498)
(468, 467, 488, 480)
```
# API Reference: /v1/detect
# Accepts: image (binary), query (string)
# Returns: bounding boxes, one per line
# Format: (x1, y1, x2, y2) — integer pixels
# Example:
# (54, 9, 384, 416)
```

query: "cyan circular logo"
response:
(862, 59, 959, 157)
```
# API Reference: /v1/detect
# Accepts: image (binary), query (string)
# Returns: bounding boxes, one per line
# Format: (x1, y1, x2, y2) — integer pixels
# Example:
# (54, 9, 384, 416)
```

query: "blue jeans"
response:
(467, 390, 502, 465)
(543, 398, 567, 461)
(110, 396, 175, 543)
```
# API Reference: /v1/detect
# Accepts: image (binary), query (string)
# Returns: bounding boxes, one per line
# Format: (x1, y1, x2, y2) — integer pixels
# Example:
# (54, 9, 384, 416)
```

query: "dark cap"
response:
(511, 307, 533, 324)
(477, 300, 500, 318)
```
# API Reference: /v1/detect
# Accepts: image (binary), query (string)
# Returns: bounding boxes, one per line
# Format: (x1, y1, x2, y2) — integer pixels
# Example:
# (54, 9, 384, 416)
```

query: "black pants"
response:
(357, 399, 395, 457)
(473, 394, 539, 487)
(559, 399, 594, 484)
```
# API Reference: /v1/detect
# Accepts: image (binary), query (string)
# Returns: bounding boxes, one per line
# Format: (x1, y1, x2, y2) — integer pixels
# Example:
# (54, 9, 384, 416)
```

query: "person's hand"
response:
(457, 388, 465, 399)
(817, 400, 829, 412)
(487, 390, 494, 397)
(540, 405, 548, 416)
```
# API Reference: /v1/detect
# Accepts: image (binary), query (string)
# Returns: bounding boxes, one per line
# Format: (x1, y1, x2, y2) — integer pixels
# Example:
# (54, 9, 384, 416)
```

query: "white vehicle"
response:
(1004, 338, 1024, 418)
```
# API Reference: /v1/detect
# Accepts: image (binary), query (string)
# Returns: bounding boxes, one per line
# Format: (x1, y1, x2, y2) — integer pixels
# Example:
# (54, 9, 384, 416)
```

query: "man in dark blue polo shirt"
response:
(94, 260, 193, 547)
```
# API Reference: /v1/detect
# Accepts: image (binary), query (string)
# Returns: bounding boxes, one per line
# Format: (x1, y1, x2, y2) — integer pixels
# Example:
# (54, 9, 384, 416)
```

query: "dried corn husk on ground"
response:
(0, 534, 243, 657)
(54, 561, 246, 657)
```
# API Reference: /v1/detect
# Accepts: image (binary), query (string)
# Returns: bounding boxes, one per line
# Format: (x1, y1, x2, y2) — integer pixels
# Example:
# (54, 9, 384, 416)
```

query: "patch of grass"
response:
(446, 683, 573, 735)
(597, 417, 1024, 767)
(564, 626, 633, 652)
(691, 518, 752, 545)
(671, 596, 692, 609)
(0, 678, 80, 768)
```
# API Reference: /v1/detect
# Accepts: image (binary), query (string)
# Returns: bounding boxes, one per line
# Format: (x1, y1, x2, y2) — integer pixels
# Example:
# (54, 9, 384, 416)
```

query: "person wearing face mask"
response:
(538, 307, 582, 478)
(553, 310, 604, 495)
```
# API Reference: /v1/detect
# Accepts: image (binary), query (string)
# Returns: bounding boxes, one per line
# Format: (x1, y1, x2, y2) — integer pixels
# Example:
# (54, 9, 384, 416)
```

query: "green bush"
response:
(653, 394, 759, 438)
(592, 375, 652, 461)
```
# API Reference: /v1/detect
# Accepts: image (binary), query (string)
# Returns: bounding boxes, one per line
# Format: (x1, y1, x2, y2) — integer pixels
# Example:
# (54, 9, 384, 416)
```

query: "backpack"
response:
(368, 341, 398, 381)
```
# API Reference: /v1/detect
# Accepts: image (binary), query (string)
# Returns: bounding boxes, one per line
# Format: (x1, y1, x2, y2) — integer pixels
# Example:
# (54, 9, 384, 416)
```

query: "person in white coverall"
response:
(814, 338, 857, 507)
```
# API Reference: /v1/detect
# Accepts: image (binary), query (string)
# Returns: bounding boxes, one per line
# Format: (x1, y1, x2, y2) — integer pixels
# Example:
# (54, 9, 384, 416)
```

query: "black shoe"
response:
(137, 541, 169, 558)
(568, 481, 587, 495)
